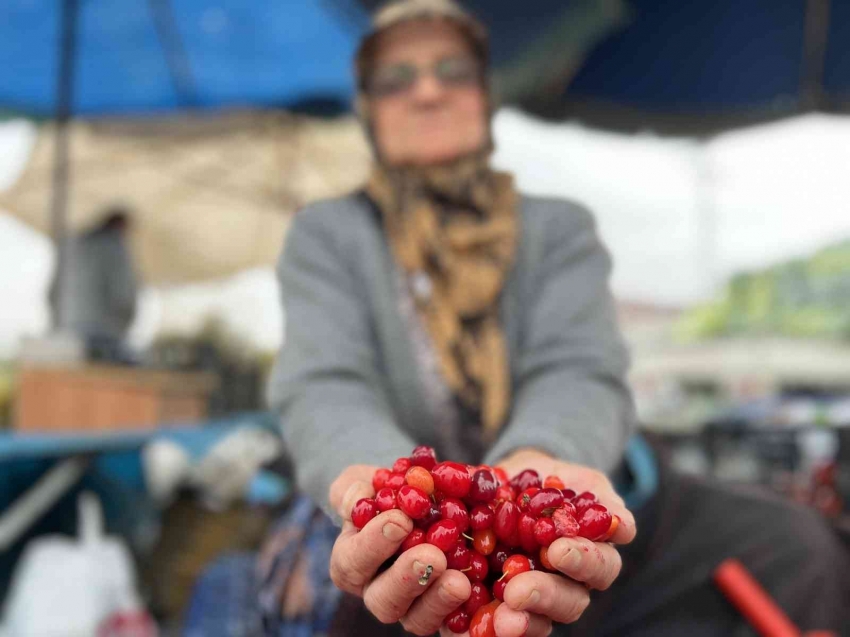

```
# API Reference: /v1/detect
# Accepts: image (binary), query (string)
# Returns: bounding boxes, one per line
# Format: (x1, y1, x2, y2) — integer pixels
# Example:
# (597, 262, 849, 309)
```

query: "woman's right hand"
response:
(329, 465, 472, 636)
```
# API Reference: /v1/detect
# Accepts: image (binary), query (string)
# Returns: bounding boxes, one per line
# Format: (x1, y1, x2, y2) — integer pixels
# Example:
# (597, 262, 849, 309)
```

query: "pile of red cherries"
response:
(351, 446, 619, 636)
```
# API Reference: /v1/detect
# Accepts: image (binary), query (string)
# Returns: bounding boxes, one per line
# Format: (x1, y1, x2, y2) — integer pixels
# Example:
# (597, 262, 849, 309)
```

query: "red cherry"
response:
(495, 485, 516, 502)
(492, 577, 507, 601)
(472, 528, 497, 556)
(494, 501, 520, 543)
(405, 466, 435, 495)
(528, 488, 565, 517)
(466, 551, 489, 582)
(440, 498, 470, 533)
(463, 582, 492, 616)
(351, 498, 378, 530)
(414, 505, 442, 530)
(493, 467, 510, 486)
(572, 491, 598, 514)
(445, 607, 471, 633)
(552, 506, 579, 538)
(385, 472, 406, 491)
(543, 475, 566, 490)
(539, 546, 555, 571)
(469, 505, 495, 531)
(600, 515, 621, 542)
(578, 503, 613, 541)
(510, 469, 541, 492)
(400, 528, 426, 552)
(561, 488, 577, 500)
(533, 517, 557, 547)
(392, 457, 412, 474)
(469, 600, 500, 637)
(488, 546, 510, 573)
(372, 468, 391, 492)
(468, 469, 498, 503)
(527, 554, 540, 572)
(518, 512, 539, 553)
(397, 485, 431, 519)
(426, 519, 460, 551)
(374, 487, 397, 512)
(431, 462, 473, 498)
(502, 555, 531, 582)
(410, 445, 437, 471)
(517, 487, 541, 511)
(559, 500, 578, 518)
(446, 542, 472, 570)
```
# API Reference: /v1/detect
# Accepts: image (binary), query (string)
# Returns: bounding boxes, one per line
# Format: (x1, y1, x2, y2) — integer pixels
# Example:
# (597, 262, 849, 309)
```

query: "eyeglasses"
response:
(364, 56, 482, 98)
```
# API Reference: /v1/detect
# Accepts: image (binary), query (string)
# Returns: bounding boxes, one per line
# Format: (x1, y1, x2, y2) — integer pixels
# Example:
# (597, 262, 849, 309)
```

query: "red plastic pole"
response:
(713, 559, 801, 637)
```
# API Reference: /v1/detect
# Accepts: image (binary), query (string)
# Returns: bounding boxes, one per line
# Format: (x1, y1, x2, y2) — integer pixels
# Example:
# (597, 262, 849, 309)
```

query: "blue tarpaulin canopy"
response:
(3, 0, 848, 121)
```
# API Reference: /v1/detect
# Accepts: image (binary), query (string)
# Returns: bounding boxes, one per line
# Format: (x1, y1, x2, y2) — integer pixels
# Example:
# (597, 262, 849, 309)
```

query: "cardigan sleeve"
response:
(266, 206, 416, 520)
(484, 202, 636, 473)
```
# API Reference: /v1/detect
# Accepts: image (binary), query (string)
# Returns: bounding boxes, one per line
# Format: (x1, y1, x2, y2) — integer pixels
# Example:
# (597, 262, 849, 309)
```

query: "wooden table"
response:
(14, 364, 218, 432)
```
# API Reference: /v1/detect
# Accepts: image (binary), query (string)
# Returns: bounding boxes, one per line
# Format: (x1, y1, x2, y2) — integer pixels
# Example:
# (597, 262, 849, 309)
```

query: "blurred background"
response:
(1, 0, 849, 634)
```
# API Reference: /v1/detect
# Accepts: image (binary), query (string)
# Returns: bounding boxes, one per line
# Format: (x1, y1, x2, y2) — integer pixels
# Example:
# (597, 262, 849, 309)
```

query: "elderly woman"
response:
(268, 1, 849, 635)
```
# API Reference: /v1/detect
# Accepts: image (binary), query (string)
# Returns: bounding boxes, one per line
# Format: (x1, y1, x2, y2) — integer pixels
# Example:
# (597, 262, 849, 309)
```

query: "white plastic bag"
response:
(2, 492, 155, 637)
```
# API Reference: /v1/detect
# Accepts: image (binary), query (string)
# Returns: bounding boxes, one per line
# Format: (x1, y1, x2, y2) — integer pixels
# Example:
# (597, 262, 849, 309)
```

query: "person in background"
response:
(50, 206, 138, 363)
(267, 1, 849, 635)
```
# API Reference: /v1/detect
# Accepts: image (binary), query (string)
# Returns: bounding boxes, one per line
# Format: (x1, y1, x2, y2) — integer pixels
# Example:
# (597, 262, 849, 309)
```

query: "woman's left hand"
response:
(439, 449, 636, 637)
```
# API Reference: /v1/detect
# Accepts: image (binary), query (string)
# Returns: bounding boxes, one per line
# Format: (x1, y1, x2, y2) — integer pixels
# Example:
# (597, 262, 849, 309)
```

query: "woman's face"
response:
(366, 20, 489, 167)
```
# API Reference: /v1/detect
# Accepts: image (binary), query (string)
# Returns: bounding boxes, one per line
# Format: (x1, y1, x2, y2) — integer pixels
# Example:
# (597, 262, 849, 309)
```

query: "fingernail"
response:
(383, 522, 408, 542)
(557, 548, 582, 572)
(517, 589, 540, 610)
(438, 584, 461, 603)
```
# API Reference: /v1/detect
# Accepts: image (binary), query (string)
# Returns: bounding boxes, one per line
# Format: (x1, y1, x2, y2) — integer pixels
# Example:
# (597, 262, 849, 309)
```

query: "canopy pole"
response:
(50, 0, 80, 330)
(801, 0, 831, 110)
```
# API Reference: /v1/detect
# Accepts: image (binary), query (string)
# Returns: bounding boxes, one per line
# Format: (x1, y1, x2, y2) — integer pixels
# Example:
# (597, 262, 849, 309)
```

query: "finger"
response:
(363, 542, 447, 625)
(330, 509, 413, 594)
(546, 537, 622, 591)
(339, 479, 375, 521)
(494, 605, 552, 637)
(503, 571, 591, 625)
(401, 570, 471, 636)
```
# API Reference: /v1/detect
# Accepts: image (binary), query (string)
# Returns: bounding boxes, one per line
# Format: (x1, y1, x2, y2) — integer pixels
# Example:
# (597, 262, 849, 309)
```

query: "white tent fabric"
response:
(3, 110, 850, 358)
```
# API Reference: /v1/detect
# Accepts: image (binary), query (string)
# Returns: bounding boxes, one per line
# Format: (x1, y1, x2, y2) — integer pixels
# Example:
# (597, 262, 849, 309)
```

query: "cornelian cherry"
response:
(351, 498, 378, 530)
(534, 517, 557, 547)
(518, 512, 539, 553)
(372, 468, 391, 492)
(374, 487, 397, 512)
(466, 551, 489, 582)
(501, 555, 531, 582)
(469, 600, 501, 637)
(440, 498, 470, 533)
(397, 485, 431, 519)
(553, 506, 579, 538)
(385, 472, 405, 491)
(510, 469, 541, 492)
(578, 503, 613, 541)
(543, 475, 566, 489)
(431, 461, 473, 498)
(426, 519, 460, 551)
(410, 445, 437, 471)
(445, 607, 470, 634)
(464, 582, 492, 616)
(405, 466, 435, 495)
(472, 528, 497, 555)
(469, 505, 495, 531)
(469, 469, 498, 503)
(446, 542, 472, 570)
(528, 488, 565, 517)
(400, 528, 426, 552)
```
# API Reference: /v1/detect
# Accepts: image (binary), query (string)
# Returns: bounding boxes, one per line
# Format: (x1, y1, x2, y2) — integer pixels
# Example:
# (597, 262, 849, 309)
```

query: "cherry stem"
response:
(462, 533, 474, 541)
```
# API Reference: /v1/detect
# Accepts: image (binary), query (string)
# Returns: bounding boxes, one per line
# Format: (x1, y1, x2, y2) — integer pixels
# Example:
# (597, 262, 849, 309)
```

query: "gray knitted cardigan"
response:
(267, 191, 635, 517)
